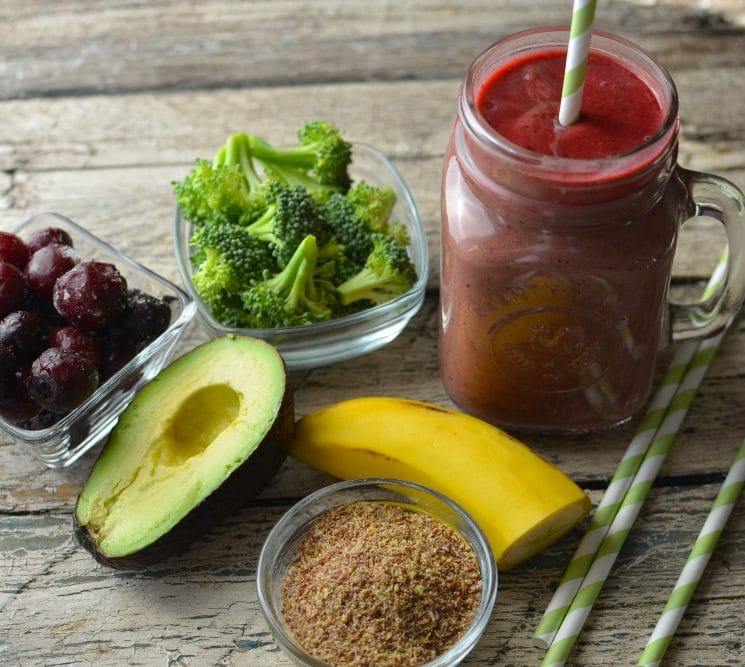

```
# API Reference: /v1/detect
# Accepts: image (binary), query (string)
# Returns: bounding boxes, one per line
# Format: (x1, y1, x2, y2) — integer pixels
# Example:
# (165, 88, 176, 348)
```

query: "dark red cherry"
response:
(0, 345, 18, 401)
(111, 289, 172, 351)
(0, 231, 29, 269)
(0, 366, 41, 424)
(25, 227, 74, 255)
(25, 243, 81, 309)
(53, 261, 128, 330)
(49, 325, 100, 365)
(28, 348, 99, 414)
(0, 310, 48, 362)
(0, 262, 30, 318)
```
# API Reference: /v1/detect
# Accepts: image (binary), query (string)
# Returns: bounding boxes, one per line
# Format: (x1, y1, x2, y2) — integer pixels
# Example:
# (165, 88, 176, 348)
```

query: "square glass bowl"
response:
(173, 143, 428, 371)
(257, 478, 498, 667)
(0, 212, 197, 468)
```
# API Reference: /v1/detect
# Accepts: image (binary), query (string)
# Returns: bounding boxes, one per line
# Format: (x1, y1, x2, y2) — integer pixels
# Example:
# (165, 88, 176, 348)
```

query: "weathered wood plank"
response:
(1, 73, 744, 174)
(2, 296, 744, 514)
(1, 484, 743, 665)
(0, 156, 741, 291)
(2, 1, 743, 100)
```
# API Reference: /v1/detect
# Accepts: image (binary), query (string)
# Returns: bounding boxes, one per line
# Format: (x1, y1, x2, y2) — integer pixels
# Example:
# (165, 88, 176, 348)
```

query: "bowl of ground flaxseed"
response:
(257, 478, 498, 667)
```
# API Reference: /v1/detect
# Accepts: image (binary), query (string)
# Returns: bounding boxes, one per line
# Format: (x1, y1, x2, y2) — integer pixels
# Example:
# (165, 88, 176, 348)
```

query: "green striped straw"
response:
(532, 342, 698, 648)
(537, 250, 730, 666)
(637, 440, 745, 666)
(559, 0, 598, 126)
(533, 251, 729, 649)
(541, 332, 723, 667)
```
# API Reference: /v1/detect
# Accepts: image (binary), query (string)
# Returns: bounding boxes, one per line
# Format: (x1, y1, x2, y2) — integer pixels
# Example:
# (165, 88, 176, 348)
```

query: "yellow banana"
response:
(290, 397, 591, 570)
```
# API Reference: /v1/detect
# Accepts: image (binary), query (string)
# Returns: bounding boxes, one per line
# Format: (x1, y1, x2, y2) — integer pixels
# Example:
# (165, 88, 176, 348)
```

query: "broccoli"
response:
(173, 132, 266, 226)
(248, 121, 352, 201)
(321, 193, 375, 270)
(173, 159, 253, 227)
(336, 234, 417, 306)
(189, 222, 278, 306)
(241, 235, 338, 328)
(246, 180, 330, 266)
(345, 181, 409, 246)
(176, 120, 417, 329)
(322, 182, 411, 271)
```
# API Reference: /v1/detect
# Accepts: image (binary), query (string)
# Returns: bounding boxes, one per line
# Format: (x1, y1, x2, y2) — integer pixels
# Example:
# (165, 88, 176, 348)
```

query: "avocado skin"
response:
(72, 348, 295, 569)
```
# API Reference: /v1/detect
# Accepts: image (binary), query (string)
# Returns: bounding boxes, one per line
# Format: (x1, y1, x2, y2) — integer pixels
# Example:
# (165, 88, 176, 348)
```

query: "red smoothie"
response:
(440, 32, 684, 431)
(475, 50, 663, 159)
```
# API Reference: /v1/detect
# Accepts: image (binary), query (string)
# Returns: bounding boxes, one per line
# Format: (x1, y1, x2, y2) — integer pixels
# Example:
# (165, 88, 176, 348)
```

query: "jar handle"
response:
(671, 168, 745, 342)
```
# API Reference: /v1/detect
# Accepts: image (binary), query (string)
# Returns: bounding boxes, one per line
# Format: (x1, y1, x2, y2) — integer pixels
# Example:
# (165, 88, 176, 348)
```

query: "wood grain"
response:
(2, 1, 745, 665)
(2, 1, 743, 100)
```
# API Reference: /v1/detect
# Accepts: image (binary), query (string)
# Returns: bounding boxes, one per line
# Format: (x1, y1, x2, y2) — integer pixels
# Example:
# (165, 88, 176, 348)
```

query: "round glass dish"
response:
(173, 143, 428, 371)
(0, 212, 197, 468)
(257, 478, 497, 667)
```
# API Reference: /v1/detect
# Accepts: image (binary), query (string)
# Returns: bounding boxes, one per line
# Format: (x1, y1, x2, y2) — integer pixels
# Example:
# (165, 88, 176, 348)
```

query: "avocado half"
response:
(74, 335, 294, 568)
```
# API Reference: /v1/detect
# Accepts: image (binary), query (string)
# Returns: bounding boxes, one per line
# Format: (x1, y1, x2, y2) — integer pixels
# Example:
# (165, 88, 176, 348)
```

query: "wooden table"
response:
(2, 1, 744, 664)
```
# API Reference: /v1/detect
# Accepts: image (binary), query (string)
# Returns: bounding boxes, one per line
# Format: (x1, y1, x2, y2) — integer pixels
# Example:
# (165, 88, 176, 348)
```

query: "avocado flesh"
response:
(75, 336, 292, 564)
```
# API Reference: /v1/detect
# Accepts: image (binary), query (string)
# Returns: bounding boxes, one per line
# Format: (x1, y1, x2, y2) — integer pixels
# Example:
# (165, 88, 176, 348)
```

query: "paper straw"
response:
(533, 251, 729, 649)
(538, 250, 730, 666)
(532, 343, 698, 648)
(559, 0, 597, 126)
(637, 440, 745, 666)
(541, 333, 723, 667)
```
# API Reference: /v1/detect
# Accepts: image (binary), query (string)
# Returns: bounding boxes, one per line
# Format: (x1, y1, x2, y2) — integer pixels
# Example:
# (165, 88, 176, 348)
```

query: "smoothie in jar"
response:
(439, 29, 686, 432)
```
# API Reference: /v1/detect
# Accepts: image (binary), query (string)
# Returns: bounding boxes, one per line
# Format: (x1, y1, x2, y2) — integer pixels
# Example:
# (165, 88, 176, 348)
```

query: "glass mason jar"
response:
(439, 27, 745, 432)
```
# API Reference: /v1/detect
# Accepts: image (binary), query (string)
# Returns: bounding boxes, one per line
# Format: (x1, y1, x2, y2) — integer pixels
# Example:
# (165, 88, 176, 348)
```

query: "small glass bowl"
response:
(173, 143, 428, 371)
(257, 478, 498, 667)
(0, 212, 197, 468)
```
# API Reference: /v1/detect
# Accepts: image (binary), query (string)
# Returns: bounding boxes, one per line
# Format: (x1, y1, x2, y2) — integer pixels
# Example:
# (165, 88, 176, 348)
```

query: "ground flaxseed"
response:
(280, 500, 482, 667)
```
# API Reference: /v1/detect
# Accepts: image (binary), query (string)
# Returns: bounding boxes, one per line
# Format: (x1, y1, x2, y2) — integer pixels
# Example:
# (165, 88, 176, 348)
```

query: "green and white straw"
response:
(541, 333, 723, 667)
(637, 440, 745, 666)
(536, 250, 730, 666)
(532, 342, 700, 648)
(559, 0, 597, 126)
(533, 251, 729, 650)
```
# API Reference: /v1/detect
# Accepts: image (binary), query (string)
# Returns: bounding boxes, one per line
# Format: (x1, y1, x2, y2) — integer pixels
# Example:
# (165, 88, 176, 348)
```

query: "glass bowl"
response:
(257, 478, 498, 667)
(173, 143, 428, 371)
(0, 212, 197, 468)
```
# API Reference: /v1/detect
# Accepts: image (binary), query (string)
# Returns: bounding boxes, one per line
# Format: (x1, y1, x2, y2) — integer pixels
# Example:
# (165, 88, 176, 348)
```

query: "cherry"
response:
(49, 325, 100, 365)
(0, 261, 31, 318)
(28, 348, 99, 414)
(99, 340, 137, 381)
(0, 232, 29, 269)
(53, 261, 128, 330)
(25, 243, 81, 309)
(0, 366, 41, 423)
(0, 345, 18, 400)
(0, 310, 48, 362)
(26, 227, 74, 255)
(111, 289, 172, 351)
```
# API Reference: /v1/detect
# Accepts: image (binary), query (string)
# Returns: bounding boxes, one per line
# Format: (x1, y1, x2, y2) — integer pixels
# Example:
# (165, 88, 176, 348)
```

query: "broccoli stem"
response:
(213, 132, 263, 192)
(337, 267, 388, 305)
(248, 135, 316, 169)
(266, 235, 319, 311)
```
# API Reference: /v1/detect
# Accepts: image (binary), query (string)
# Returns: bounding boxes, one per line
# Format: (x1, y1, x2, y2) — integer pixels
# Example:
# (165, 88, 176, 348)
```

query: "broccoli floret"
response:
(248, 121, 352, 201)
(316, 236, 357, 285)
(241, 235, 337, 328)
(189, 223, 278, 318)
(336, 234, 417, 306)
(246, 181, 330, 266)
(173, 159, 257, 226)
(345, 181, 409, 246)
(322, 194, 374, 269)
(173, 132, 267, 226)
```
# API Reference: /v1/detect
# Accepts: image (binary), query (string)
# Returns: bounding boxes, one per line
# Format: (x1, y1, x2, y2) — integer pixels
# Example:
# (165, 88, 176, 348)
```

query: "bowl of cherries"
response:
(0, 213, 196, 468)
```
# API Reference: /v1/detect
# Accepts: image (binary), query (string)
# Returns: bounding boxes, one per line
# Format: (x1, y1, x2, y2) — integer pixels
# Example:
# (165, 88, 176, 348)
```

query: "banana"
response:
(290, 397, 591, 570)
